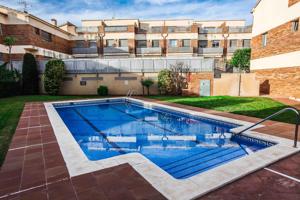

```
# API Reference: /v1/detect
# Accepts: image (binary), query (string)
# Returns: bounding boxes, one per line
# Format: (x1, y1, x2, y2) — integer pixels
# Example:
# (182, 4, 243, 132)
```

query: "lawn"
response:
(148, 96, 298, 124)
(0, 95, 98, 166)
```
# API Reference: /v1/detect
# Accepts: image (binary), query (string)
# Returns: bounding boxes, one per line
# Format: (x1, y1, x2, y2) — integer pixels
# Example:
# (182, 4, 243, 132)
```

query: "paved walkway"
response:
(0, 99, 299, 200)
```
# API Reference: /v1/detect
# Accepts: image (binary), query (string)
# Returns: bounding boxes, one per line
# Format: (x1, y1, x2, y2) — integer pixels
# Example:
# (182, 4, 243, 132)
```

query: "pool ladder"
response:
(126, 89, 135, 98)
(235, 107, 300, 148)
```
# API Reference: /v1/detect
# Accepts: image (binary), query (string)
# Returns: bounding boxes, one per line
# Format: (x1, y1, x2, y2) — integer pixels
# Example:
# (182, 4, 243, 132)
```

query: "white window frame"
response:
(262, 33, 268, 47)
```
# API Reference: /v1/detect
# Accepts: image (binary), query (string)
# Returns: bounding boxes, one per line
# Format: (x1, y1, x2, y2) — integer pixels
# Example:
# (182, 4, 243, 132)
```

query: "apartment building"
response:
(251, 0, 300, 98)
(0, 5, 73, 62)
(71, 19, 252, 61)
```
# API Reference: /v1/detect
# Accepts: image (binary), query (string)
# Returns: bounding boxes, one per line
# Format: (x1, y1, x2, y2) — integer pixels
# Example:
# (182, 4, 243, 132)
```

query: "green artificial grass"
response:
(149, 96, 297, 124)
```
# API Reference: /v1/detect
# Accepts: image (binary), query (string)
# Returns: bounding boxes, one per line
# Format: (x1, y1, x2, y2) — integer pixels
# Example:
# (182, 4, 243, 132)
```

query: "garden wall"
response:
(213, 73, 260, 96)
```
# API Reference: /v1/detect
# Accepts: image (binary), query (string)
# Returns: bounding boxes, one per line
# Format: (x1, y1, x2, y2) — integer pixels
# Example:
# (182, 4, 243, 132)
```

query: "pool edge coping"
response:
(44, 97, 300, 200)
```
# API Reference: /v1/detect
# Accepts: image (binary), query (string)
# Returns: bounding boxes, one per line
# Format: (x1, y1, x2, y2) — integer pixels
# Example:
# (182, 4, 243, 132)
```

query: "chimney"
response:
(51, 18, 57, 26)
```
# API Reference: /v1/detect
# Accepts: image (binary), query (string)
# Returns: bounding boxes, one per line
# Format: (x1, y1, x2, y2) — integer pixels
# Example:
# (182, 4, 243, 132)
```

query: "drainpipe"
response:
(161, 21, 168, 57)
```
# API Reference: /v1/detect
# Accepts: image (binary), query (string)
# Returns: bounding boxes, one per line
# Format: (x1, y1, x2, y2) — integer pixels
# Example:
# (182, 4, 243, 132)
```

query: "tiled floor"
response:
(0, 99, 299, 200)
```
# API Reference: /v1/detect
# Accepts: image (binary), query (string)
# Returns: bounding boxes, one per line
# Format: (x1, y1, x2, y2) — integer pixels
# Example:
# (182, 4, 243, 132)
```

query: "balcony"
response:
(136, 47, 162, 55)
(168, 47, 193, 54)
(199, 28, 223, 34)
(76, 26, 98, 33)
(198, 47, 223, 55)
(72, 48, 98, 57)
(103, 47, 129, 56)
(229, 26, 252, 33)
(104, 26, 128, 32)
(168, 26, 191, 33)
(227, 46, 250, 53)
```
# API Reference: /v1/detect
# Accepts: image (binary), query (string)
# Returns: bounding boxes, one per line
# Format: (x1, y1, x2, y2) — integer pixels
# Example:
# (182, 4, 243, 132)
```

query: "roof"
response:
(0, 5, 74, 36)
(253, 0, 262, 10)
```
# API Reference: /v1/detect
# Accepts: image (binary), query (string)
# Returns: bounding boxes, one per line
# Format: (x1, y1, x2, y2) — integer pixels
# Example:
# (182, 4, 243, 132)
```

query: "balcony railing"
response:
(72, 47, 98, 55)
(168, 26, 191, 33)
(76, 26, 98, 33)
(229, 26, 252, 33)
(198, 47, 223, 54)
(168, 47, 193, 54)
(104, 26, 128, 32)
(136, 47, 162, 55)
(103, 47, 129, 55)
(199, 28, 223, 34)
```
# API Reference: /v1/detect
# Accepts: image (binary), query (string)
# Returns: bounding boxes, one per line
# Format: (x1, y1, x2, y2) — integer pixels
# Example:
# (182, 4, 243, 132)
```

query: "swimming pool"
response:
(54, 99, 274, 179)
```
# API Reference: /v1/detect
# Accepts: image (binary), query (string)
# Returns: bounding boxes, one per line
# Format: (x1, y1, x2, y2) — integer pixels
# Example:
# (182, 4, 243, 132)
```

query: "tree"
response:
(158, 69, 173, 95)
(229, 48, 251, 96)
(141, 78, 154, 96)
(4, 36, 17, 71)
(44, 59, 65, 95)
(22, 53, 39, 94)
(169, 62, 190, 95)
(229, 48, 251, 72)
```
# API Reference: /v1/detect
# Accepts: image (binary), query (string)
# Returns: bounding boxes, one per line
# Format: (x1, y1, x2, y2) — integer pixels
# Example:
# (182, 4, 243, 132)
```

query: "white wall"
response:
(252, 0, 300, 36)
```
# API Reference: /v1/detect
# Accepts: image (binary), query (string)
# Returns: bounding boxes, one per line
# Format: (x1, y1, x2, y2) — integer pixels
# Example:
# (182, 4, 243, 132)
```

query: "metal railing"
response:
(199, 28, 223, 34)
(36, 57, 214, 73)
(229, 26, 252, 33)
(72, 47, 98, 54)
(76, 26, 98, 33)
(104, 26, 128, 32)
(168, 47, 193, 53)
(235, 107, 300, 148)
(103, 47, 129, 55)
(198, 47, 223, 54)
(136, 47, 162, 55)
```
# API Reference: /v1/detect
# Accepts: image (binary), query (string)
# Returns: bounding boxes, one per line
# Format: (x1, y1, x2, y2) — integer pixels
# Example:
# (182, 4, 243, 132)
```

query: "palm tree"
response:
(4, 36, 17, 71)
(141, 79, 154, 96)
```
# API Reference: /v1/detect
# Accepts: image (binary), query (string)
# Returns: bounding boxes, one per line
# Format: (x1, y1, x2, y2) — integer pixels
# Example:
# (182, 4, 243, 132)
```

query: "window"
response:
(89, 40, 97, 48)
(75, 40, 85, 48)
(106, 39, 114, 47)
(169, 39, 177, 47)
(199, 40, 208, 48)
(243, 39, 251, 47)
(119, 39, 128, 47)
(182, 39, 190, 47)
(292, 19, 299, 32)
(168, 26, 176, 33)
(34, 27, 40, 35)
(104, 26, 128, 32)
(229, 40, 238, 47)
(151, 26, 162, 33)
(152, 40, 160, 47)
(212, 40, 220, 48)
(40, 30, 52, 42)
(262, 33, 268, 47)
(136, 40, 147, 48)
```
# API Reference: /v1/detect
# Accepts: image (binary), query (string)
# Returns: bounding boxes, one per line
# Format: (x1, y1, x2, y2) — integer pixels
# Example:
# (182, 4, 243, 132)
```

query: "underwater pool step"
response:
(169, 149, 246, 179)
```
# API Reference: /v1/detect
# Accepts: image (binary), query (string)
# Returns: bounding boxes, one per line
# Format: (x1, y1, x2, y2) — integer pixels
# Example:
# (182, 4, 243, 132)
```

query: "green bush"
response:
(22, 53, 39, 94)
(158, 69, 173, 95)
(97, 85, 108, 96)
(0, 62, 21, 97)
(44, 59, 65, 95)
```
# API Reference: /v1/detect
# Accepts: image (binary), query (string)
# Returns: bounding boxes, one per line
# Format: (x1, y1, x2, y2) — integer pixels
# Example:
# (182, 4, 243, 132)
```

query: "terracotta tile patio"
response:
(0, 99, 299, 200)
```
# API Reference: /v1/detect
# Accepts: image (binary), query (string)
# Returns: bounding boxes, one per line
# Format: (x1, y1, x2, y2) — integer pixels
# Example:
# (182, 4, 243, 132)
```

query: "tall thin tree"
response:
(4, 36, 17, 71)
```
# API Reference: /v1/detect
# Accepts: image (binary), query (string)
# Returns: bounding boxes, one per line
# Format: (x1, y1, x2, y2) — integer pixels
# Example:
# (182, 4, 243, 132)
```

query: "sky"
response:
(0, 0, 256, 26)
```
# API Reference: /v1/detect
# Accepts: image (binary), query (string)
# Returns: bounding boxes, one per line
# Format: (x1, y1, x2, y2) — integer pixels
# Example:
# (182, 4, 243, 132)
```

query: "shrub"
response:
(97, 85, 108, 96)
(158, 69, 173, 95)
(141, 78, 154, 96)
(22, 53, 39, 94)
(44, 59, 65, 95)
(0, 62, 21, 97)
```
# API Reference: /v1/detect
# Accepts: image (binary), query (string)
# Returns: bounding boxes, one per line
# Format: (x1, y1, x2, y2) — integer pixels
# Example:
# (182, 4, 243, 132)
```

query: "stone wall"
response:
(254, 66, 300, 98)
(251, 19, 300, 60)
(183, 73, 214, 96)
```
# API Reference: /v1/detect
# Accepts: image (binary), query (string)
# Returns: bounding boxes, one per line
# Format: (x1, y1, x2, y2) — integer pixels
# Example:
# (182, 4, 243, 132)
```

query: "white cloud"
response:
(134, 0, 183, 5)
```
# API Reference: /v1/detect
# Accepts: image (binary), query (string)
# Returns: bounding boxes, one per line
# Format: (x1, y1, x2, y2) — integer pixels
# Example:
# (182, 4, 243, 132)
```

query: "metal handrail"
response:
(235, 107, 300, 148)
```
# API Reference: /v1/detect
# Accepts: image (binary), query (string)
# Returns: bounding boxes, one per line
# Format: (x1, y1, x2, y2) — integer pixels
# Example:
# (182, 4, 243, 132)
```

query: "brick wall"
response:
(251, 19, 300, 60)
(1, 24, 71, 55)
(289, 0, 300, 6)
(254, 66, 300, 98)
(183, 73, 214, 96)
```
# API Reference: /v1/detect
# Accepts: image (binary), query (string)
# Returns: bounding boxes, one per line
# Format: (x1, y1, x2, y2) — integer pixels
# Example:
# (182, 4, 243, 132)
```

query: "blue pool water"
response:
(55, 100, 274, 179)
